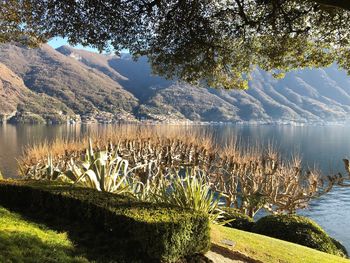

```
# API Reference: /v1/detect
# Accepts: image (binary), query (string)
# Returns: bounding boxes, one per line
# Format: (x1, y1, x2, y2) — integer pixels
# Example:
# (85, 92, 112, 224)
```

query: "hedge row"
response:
(218, 207, 255, 231)
(252, 214, 348, 258)
(218, 207, 348, 258)
(0, 180, 210, 262)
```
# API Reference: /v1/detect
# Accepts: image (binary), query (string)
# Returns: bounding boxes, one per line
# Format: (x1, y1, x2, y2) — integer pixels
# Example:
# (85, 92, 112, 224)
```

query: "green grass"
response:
(211, 224, 350, 263)
(2, 203, 350, 263)
(0, 206, 89, 263)
(0, 180, 210, 262)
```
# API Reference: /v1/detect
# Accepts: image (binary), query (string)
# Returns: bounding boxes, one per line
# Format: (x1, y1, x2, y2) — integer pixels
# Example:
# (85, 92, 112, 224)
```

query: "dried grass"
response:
(19, 124, 334, 216)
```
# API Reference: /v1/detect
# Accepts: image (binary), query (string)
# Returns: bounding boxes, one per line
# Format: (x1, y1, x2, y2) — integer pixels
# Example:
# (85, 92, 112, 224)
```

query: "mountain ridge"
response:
(0, 61, 76, 123)
(0, 44, 349, 123)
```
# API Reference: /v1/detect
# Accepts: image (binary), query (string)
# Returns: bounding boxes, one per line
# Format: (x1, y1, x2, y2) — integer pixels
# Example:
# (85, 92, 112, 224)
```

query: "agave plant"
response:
(64, 139, 133, 194)
(19, 155, 62, 181)
(45, 155, 63, 180)
(156, 168, 224, 223)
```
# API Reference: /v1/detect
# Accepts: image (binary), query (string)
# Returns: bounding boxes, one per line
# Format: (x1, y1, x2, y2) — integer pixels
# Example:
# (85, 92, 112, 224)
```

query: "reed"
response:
(19, 125, 215, 168)
(18, 124, 340, 217)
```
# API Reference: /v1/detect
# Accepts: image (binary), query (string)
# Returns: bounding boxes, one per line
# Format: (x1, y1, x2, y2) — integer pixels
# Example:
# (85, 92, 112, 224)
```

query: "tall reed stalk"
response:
(18, 124, 344, 217)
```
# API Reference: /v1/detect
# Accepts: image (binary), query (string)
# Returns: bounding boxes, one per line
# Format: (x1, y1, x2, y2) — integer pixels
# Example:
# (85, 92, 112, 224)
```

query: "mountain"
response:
(57, 46, 172, 102)
(0, 62, 28, 117)
(0, 43, 350, 123)
(57, 45, 350, 122)
(0, 44, 138, 123)
(0, 62, 75, 123)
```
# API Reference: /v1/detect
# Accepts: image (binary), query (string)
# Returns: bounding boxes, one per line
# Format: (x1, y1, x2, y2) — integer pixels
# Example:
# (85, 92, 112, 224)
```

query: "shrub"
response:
(63, 139, 136, 194)
(331, 238, 348, 257)
(155, 169, 223, 223)
(20, 128, 339, 218)
(21, 140, 224, 224)
(218, 207, 255, 231)
(0, 179, 210, 262)
(252, 214, 348, 258)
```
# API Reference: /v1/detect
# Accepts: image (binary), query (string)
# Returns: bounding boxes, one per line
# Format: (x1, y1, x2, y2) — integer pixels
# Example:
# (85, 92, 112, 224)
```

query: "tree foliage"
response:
(1, 0, 350, 89)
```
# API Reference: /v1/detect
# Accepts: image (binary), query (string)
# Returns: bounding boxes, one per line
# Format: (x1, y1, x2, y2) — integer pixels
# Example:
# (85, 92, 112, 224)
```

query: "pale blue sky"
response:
(48, 37, 98, 52)
(48, 37, 129, 53)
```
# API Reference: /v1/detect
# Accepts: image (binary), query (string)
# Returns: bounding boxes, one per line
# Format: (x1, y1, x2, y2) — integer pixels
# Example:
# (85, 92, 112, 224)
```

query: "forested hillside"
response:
(0, 44, 349, 123)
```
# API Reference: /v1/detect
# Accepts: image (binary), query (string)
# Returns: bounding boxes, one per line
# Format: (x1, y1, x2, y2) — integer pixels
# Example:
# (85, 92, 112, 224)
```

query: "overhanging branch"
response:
(313, 0, 350, 11)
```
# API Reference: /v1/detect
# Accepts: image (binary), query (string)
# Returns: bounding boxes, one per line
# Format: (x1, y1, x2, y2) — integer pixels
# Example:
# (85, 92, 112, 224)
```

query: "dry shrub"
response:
(20, 125, 214, 168)
(18, 124, 339, 216)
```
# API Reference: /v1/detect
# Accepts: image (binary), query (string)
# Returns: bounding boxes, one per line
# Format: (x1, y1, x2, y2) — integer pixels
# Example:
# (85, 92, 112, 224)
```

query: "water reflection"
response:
(0, 123, 86, 178)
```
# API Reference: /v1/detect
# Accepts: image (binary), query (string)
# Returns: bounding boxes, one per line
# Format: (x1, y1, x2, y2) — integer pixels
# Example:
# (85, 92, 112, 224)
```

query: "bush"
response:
(252, 214, 348, 258)
(331, 237, 348, 257)
(218, 207, 255, 231)
(155, 169, 222, 223)
(0, 179, 210, 262)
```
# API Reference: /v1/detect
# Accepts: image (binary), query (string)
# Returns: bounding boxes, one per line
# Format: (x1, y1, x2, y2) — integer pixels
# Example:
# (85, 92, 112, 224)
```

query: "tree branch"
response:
(313, 0, 350, 11)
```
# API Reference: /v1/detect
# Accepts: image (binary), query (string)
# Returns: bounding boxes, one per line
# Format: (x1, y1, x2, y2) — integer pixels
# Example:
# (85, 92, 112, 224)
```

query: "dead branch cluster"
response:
(19, 125, 350, 216)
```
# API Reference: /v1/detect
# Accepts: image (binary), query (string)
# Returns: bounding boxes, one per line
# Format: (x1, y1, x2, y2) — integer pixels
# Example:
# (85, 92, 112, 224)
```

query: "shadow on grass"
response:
(0, 206, 211, 263)
(0, 230, 87, 263)
(9, 211, 144, 262)
(0, 184, 211, 262)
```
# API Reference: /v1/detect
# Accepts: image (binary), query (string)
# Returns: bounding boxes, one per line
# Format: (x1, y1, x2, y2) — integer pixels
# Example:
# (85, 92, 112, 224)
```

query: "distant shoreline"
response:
(2, 118, 350, 126)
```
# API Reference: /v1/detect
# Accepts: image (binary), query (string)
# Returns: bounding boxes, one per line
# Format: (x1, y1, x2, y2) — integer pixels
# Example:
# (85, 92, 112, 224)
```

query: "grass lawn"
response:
(211, 224, 350, 263)
(0, 206, 89, 263)
(1, 204, 350, 263)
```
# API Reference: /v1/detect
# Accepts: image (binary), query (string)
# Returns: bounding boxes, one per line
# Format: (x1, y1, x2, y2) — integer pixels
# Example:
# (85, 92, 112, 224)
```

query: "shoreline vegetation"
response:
(19, 125, 350, 209)
(1, 124, 350, 262)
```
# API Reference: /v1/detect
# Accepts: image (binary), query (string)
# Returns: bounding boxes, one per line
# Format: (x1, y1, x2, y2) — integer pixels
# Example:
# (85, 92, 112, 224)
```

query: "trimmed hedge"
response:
(0, 180, 210, 262)
(252, 214, 348, 258)
(219, 207, 255, 231)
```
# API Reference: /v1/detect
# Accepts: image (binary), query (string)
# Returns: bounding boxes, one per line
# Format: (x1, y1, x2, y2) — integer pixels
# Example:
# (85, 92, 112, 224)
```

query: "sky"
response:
(48, 37, 98, 52)
(47, 37, 129, 53)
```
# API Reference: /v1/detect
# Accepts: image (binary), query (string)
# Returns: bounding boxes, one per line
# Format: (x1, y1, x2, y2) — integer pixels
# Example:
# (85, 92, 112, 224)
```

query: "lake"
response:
(1, 123, 350, 250)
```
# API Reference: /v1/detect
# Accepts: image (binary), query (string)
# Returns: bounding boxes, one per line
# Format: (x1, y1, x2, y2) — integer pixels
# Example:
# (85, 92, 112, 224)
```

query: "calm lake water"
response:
(1, 123, 350, 250)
